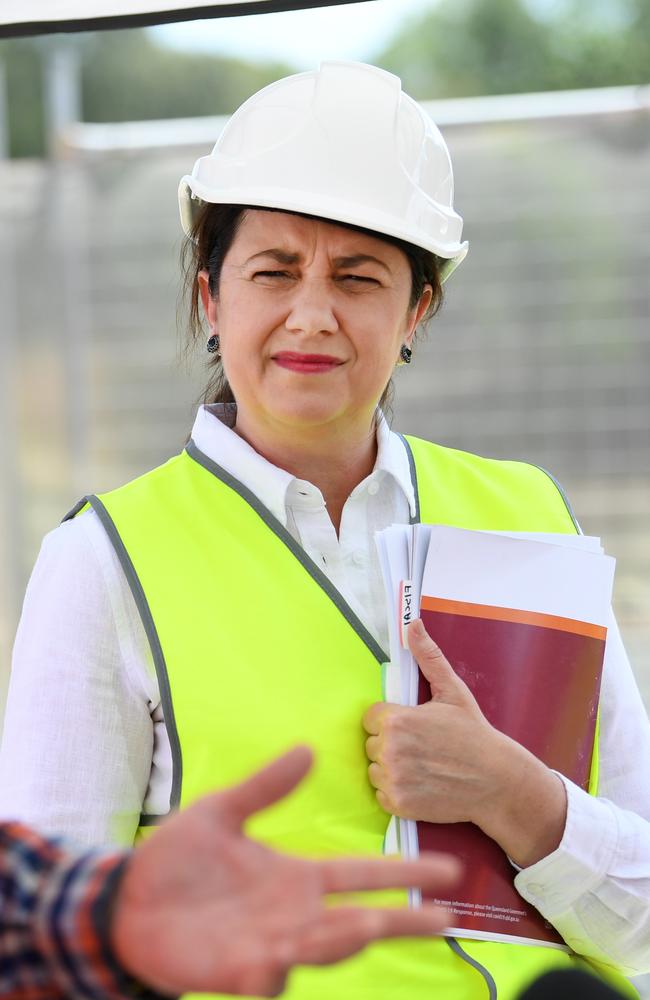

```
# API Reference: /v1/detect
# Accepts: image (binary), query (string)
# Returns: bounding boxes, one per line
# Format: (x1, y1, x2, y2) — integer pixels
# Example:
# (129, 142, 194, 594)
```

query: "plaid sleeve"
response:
(0, 821, 165, 1000)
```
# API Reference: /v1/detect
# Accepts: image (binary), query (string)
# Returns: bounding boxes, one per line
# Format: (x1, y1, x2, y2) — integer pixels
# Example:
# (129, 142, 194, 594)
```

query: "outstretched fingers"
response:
(319, 852, 461, 895)
(283, 903, 453, 968)
(219, 746, 314, 829)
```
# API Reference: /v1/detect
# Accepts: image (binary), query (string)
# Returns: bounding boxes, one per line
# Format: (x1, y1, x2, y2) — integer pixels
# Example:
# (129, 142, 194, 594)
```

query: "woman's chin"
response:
(244, 384, 351, 432)
(243, 397, 356, 437)
(269, 402, 348, 431)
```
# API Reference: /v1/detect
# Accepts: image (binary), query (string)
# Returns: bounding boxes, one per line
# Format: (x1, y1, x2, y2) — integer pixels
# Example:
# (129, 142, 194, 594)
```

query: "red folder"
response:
(417, 595, 606, 946)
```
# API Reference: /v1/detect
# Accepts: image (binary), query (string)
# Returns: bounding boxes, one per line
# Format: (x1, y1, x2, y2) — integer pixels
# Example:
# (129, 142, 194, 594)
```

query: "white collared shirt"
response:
(1, 405, 650, 975)
(192, 404, 415, 654)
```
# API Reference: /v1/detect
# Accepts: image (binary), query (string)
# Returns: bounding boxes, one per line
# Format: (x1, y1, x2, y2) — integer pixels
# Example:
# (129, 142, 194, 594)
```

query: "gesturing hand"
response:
(363, 620, 567, 867)
(112, 746, 460, 998)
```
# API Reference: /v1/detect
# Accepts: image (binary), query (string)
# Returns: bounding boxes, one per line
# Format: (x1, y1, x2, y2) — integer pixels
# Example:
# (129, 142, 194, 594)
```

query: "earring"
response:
(399, 345, 412, 365)
(207, 333, 220, 355)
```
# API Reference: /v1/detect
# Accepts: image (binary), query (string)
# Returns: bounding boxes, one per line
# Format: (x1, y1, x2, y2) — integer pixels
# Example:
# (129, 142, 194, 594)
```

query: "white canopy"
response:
(0, 0, 367, 37)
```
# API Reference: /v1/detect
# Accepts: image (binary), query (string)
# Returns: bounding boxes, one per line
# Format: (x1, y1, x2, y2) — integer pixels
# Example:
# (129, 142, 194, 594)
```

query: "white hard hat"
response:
(179, 61, 468, 282)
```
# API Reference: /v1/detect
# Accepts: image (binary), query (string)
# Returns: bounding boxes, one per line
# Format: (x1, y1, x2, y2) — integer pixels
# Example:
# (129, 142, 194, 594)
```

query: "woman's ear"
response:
(198, 269, 217, 328)
(405, 284, 434, 347)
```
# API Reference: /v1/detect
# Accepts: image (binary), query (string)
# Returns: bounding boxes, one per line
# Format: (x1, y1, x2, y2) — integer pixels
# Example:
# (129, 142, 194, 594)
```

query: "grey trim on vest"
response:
(395, 437, 548, 996)
(185, 439, 389, 664)
(396, 434, 420, 525)
(66, 494, 184, 813)
(398, 435, 582, 538)
(533, 466, 583, 534)
(396, 439, 496, 998)
(62, 497, 91, 522)
(138, 813, 167, 827)
(446, 938, 498, 1000)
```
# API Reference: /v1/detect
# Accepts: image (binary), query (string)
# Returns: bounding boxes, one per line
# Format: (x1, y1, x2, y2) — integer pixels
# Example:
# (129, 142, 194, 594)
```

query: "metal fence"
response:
(1, 86, 649, 995)
(1, 89, 649, 704)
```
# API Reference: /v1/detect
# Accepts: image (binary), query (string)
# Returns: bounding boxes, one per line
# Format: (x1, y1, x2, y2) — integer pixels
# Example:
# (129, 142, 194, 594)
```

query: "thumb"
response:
(407, 619, 477, 709)
(219, 745, 314, 829)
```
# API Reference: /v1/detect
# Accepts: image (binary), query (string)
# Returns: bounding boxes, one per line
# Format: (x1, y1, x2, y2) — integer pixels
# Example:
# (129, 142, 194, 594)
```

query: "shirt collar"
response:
(190, 404, 294, 527)
(189, 404, 417, 523)
(373, 413, 417, 519)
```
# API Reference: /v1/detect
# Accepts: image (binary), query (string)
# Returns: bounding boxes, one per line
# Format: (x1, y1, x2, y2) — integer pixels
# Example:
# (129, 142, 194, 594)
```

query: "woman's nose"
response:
(284, 279, 339, 337)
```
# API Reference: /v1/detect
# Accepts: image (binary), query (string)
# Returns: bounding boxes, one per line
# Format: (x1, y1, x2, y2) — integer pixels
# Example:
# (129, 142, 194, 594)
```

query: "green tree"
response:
(81, 30, 294, 122)
(2, 2, 647, 158)
(550, 0, 650, 89)
(0, 39, 46, 157)
(0, 29, 294, 158)
(373, 0, 649, 99)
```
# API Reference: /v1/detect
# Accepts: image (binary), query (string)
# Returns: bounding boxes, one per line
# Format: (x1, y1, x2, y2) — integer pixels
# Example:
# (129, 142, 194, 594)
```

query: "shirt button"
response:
(352, 550, 366, 566)
(367, 481, 380, 496)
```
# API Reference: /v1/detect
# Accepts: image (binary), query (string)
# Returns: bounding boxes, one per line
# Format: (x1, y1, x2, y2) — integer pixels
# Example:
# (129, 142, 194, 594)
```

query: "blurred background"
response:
(1, 0, 649, 878)
(1, 0, 649, 673)
(1, 0, 649, 684)
(0, 1, 648, 987)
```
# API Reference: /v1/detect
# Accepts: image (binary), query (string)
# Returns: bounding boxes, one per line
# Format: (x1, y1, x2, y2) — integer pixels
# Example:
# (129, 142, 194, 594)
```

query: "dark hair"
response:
(180, 203, 444, 413)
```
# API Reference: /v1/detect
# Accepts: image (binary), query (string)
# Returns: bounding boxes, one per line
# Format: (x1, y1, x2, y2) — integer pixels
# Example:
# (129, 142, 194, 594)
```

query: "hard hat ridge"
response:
(179, 61, 468, 282)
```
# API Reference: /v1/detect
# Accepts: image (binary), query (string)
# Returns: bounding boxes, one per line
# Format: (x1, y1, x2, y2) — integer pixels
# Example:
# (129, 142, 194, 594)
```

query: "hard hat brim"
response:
(178, 178, 468, 284)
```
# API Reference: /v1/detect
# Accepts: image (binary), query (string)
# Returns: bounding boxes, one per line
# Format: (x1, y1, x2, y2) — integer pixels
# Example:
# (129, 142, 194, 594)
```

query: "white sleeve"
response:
(0, 510, 161, 849)
(515, 611, 650, 976)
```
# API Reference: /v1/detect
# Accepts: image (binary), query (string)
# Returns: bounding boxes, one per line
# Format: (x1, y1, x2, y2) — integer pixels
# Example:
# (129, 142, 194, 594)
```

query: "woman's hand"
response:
(363, 619, 568, 869)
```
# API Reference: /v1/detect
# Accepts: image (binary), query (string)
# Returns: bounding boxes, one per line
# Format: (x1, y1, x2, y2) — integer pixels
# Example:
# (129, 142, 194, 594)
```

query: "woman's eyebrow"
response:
(244, 249, 391, 273)
(245, 249, 300, 265)
(333, 254, 391, 274)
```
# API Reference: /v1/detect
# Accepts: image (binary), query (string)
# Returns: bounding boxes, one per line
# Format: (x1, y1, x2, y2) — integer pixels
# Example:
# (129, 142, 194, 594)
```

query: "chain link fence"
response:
(2, 99, 649, 691)
(1, 87, 649, 993)
(4, 94, 649, 699)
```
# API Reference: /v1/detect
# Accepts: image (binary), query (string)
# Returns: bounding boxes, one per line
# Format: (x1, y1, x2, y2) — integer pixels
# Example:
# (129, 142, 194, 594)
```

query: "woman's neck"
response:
(234, 414, 378, 534)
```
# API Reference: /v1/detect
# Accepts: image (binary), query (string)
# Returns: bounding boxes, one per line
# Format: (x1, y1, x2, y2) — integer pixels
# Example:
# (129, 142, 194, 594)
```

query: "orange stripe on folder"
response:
(420, 596, 607, 641)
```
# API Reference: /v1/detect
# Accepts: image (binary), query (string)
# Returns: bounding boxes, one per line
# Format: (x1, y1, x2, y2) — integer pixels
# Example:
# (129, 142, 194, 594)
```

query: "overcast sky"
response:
(151, 0, 438, 70)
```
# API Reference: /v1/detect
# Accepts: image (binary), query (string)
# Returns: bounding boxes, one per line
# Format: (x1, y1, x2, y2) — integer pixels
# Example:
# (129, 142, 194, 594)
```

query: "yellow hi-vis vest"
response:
(73, 434, 635, 1000)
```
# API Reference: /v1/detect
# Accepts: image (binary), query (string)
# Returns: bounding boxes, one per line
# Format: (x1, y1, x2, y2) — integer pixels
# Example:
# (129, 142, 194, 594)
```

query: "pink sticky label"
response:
(398, 580, 413, 648)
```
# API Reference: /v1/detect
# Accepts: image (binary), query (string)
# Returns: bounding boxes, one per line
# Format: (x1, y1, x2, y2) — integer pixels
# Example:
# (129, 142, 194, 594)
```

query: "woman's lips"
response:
(273, 352, 343, 374)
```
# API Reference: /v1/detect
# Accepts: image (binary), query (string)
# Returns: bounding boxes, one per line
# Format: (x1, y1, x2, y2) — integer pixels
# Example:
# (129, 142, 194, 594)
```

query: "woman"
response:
(1, 62, 649, 1000)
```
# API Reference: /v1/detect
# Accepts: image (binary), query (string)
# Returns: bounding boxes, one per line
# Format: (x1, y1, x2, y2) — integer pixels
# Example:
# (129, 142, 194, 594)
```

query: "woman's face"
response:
(199, 209, 432, 442)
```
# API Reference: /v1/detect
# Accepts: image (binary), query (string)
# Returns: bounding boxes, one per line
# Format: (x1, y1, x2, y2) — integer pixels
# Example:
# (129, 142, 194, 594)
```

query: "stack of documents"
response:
(375, 525, 615, 948)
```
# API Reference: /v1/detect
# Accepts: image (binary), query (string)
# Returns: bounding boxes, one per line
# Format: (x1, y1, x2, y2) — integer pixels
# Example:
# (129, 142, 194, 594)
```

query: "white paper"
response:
(421, 526, 614, 627)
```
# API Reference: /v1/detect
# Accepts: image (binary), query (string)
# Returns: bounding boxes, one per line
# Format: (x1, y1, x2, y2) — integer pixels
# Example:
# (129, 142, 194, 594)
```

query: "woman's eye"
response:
(339, 274, 379, 286)
(253, 270, 294, 281)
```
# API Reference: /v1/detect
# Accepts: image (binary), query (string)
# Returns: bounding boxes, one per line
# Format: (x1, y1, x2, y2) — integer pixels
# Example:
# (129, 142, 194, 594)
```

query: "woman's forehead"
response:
(232, 208, 403, 265)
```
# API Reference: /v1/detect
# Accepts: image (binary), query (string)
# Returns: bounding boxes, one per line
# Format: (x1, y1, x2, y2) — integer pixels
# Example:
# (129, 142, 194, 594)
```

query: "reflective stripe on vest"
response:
(76, 434, 634, 1000)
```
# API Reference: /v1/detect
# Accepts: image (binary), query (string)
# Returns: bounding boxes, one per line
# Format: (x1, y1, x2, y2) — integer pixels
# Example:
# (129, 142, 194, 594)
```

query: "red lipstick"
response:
(273, 352, 343, 374)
